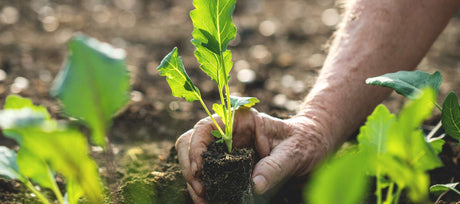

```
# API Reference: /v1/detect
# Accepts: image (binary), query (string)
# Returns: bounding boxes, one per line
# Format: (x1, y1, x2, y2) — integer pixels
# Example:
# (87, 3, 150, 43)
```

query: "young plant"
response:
(0, 95, 103, 204)
(305, 89, 443, 204)
(51, 33, 130, 147)
(157, 0, 258, 152)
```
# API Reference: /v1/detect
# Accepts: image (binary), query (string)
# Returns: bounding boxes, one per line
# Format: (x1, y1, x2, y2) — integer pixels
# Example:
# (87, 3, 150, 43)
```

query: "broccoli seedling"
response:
(157, 0, 258, 152)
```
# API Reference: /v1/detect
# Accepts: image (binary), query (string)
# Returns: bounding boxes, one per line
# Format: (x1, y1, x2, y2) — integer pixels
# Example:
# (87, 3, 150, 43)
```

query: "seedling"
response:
(0, 95, 103, 204)
(306, 89, 443, 204)
(0, 34, 131, 203)
(157, 0, 258, 152)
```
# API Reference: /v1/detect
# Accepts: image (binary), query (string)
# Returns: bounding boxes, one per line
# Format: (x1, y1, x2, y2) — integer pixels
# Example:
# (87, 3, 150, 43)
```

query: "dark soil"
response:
(202, 142, 255, 204)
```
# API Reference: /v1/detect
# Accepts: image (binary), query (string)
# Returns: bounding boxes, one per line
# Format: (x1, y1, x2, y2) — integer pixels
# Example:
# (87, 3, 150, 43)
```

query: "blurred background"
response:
(1, 0, 460, 149)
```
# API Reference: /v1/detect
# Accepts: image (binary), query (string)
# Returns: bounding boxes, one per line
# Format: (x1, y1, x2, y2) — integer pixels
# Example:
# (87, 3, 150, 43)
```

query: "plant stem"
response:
(384, 182, 395, 204)
(198, 97, 226, 137)
(23, 179, 51, 204)
(46, 165, 64, 204)
(393, 186, 402, 204)
(435, 102, 442, 111)
(220, 53, 233, 153)
(376, 169, 382, 204)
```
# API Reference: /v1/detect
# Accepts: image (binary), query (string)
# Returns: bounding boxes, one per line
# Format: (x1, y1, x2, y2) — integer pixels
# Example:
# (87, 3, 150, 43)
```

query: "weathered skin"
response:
(175, 0, 460, 203)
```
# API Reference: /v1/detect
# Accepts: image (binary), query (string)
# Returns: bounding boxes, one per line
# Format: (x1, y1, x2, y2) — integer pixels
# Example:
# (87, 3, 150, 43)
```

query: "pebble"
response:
(259, 20, 277, 37)
(131, 90, 144, 102)
(42, 16, 59, 32)
(0, 69, 6, 81)
(281, 74, 295, 88)
(273, 94, 287, 106)
(237, 68, 256, 83)
(10, 77, 29, 94)
(1, 6, 19, 24)
(321, 8, 340, 27)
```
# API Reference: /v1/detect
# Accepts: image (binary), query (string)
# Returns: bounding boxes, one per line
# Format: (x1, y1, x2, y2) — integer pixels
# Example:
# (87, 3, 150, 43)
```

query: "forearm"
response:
(297, 0, 460, 149)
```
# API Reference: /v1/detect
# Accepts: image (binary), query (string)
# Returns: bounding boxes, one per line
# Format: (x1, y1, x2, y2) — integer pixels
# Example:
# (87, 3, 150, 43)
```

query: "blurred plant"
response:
(0, 33, 131, 203)
(305, 89, 443, 204)
(0, 95, 103, 204)
(157, 0, 258, 152)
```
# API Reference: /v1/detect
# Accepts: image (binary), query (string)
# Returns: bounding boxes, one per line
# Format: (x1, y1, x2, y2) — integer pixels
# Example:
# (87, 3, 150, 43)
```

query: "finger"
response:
(187, 183, 207, 204)
(231, 108, 257, 148)
(251, 137, 312, 194)
(176, 130, 193, 181)
(189, 117, 222, 176)
(253, 112, 292, 157)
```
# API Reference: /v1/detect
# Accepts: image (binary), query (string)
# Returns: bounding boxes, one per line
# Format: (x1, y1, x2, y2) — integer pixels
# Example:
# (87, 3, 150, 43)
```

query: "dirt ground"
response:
(1, 0, 460, 203)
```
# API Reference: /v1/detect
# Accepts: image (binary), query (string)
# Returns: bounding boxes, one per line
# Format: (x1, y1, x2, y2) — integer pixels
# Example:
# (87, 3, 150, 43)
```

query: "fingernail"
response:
(191, 180, 203, 195)
(191, 162, 198, 175)
(253, 175, 268, 194)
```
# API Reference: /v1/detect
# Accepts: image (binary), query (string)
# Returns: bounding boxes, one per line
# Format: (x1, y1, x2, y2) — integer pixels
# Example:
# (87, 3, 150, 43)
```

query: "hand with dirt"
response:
(176, 0, 460, 203)
(175, 108, 333, 203)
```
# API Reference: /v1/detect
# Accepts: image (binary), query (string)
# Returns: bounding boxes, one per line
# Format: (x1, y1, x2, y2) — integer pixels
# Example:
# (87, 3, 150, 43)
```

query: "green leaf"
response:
(441, 92, 460, 141)
(4, 95, 50, 119)
(157, 47, 201, 102)
(212, 103, 226, 124)
(17, 148, 55, 189)
(19, 126, 104, 203)
(428, 135, 445, 155)
(387, 88, 441, 171)
(383, 89, 442, 202)
(305, 151, 368, 204)
(357, 104, 395, 175)
(192, 41, 232, 88)
(0, 107, 103, 203)
(230, 96, 259, 109)
(366, 71, 442, 100)
(0, 146, 20, 180)
(357, 105, 395, 156)
(65, 179, 84, 204)
(51, 34, 130, 146)
(211, 130, 222, 138)
(190, 0, 237, 54)
(430, 182, 460, 196)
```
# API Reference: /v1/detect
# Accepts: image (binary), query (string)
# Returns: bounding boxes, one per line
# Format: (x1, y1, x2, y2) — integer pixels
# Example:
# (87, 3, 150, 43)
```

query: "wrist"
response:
(289, 107, 336, 152)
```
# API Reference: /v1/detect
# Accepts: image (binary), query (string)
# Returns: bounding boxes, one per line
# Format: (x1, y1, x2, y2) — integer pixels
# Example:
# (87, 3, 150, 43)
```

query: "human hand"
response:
(175, 108, 333, 203)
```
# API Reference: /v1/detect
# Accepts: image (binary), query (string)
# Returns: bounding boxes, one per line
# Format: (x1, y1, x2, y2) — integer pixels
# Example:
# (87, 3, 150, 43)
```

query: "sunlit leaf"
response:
(191, 0, 236, 88)
(428, 135, 445, 155)
(190, 0, 236, 54)
(305, 150, 368, 204)
(230, 96, 259, 109)
(430, 182, 460, 196)
(157, 47, 201, 102)
(0, 146, 20, 180)
(366, 71, 442, 100)
(19, 126, 104, 203)
(441, 92, 460, 141)
(17, 148, 55, 189)
(4, 95, 50, 119)
(0, 107, 103, 203)
(192, 41, 232, 89)
(212, 103, 226, 124)
(51, 34, 130, 146)
(211, 130, 222, 138)
(387, 89, 441, 171)
(384, 89, 442, 202)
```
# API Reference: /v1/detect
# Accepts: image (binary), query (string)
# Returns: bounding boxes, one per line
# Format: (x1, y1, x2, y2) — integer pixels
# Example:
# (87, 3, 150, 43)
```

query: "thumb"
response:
(251, 139, 303, 194)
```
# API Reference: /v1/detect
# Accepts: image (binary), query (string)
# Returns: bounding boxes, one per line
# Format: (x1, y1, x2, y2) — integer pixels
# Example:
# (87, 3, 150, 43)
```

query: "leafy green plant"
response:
(0, 34, 131, 203)
(0, 95, 103, 204)
(51, 33, 130, 147)
(157, 0, 258, 152)
(305, 89, 443, 204)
